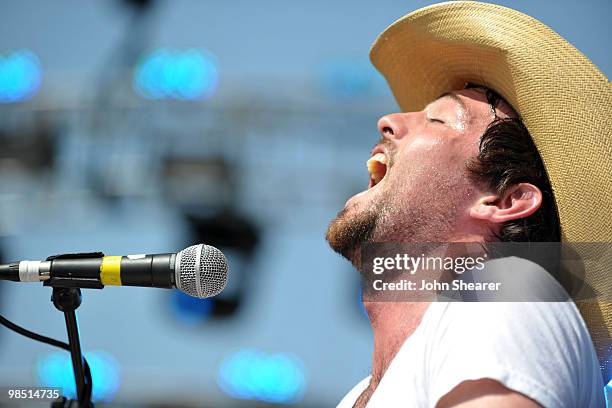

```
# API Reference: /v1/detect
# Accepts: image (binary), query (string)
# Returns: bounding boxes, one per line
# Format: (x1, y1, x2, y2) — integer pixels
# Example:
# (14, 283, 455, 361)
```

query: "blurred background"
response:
(0, 0, 610, 406)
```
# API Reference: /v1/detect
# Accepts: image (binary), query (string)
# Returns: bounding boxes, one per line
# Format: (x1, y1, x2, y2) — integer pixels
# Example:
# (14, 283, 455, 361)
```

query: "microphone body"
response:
(0, 245, 228, 299)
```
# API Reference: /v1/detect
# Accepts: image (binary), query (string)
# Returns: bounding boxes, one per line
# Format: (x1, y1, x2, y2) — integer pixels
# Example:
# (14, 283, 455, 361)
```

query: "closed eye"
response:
(427, 117, 445, 124)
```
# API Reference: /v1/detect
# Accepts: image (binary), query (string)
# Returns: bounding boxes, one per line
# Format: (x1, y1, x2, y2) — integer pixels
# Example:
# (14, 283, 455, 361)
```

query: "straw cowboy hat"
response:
(369, 1, 611, 377)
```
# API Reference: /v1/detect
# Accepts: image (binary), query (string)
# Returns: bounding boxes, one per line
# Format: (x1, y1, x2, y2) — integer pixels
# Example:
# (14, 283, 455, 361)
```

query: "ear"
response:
(469, 183, 542, 224)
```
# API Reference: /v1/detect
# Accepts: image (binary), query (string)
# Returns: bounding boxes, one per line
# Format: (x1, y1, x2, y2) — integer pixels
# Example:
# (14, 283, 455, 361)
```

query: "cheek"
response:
(390, 134, 476, 186)
(403, 134, 464, 166)
(386, 138, 445, 190)
(406, 133, 443, 152)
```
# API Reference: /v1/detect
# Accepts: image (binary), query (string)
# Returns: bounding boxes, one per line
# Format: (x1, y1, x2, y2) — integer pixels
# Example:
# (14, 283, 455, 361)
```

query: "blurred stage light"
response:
(37, 350, 121, 403)
(0, 50, 42, 103)
(134, 49, 218, 100)
(218, 349, 306, 404)
(320, 58, 379, 99)
(170, 290, 214, 326)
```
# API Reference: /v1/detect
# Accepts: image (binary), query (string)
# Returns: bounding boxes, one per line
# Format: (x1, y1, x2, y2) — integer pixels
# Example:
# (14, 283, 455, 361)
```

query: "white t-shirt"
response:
(337, 259, 605, 408)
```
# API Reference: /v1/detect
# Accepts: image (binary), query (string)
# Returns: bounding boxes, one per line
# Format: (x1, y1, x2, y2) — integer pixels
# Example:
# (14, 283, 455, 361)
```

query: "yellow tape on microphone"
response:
(100, 256, 122, 286)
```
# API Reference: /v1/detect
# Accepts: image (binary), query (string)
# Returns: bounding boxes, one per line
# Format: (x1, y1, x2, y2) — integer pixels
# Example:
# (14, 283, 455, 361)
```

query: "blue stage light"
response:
(217, 349, 306, 404)
(37, 351, 121, 403)
(0, 50, 42, 103)
(320, 58, 377, 99)
(134, 49, 218, 100)
(170, 290, 214, 326)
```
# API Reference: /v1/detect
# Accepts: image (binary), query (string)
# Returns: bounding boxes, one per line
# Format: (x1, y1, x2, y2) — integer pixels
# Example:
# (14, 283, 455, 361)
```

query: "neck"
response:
(358, 232, 490, 387)
(363, 301, 430, 386)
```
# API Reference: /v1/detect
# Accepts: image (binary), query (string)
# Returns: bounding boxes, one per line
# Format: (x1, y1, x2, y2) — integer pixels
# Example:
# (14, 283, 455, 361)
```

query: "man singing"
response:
(326, 2, 610, 407)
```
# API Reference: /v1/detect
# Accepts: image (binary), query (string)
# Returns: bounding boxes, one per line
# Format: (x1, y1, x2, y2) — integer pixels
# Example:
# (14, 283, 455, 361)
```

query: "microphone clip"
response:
(43, 252, 105, 290)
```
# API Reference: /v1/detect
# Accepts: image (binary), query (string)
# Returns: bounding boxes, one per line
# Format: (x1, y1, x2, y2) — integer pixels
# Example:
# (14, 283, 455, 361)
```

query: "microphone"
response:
(0, 244, 228, 299)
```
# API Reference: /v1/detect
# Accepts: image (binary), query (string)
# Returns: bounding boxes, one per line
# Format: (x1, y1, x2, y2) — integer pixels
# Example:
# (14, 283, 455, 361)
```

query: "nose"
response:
(377, 113, 409, 141)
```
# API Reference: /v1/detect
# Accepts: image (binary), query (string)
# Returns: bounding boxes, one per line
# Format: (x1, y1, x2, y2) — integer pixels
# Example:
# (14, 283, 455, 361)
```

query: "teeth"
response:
(367, 153, 387, 185)
(367, 153, 387, 173)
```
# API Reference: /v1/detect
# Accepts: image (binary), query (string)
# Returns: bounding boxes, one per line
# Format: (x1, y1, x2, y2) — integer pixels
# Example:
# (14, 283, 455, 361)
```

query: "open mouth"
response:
(367, 152, 388, 189)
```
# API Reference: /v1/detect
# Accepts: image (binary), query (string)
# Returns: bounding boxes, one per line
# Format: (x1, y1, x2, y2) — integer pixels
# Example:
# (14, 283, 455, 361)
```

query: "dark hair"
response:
(465, 84, 561, 242)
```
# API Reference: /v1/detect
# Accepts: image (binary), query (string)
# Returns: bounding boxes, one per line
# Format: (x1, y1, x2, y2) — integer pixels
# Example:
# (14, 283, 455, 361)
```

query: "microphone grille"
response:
(175, 244, 228, 298)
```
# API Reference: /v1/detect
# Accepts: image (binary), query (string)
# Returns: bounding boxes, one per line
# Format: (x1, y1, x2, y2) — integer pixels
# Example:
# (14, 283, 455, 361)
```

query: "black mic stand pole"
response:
(50, 287, 92, 407)
(42, 252, 104, 407)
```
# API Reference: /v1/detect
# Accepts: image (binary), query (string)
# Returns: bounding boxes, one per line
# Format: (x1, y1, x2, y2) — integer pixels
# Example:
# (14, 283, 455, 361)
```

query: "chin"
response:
(326, 202, 378, 266)
(327, 150, 390, 263)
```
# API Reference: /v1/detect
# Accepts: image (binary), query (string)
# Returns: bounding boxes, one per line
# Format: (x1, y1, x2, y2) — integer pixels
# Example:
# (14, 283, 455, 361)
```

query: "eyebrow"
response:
(435, 92, 468, 116)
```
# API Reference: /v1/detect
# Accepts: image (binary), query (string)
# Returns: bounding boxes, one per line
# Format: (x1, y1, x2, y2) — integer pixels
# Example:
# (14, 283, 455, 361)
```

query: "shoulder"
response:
(423, 293, 603, 407)
(436, 378, 543, 408)
(433, 256, 594, 346)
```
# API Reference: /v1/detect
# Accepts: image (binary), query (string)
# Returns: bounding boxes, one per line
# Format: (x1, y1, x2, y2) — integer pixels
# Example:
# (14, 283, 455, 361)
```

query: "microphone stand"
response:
(43, 253, 104, 408)
(50, 287, 93, 408)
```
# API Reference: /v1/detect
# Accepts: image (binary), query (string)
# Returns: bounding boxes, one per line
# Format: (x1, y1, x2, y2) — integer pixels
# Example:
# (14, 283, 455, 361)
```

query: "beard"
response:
(325, 203, 378, 263)
(325, 166, 464, 267)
